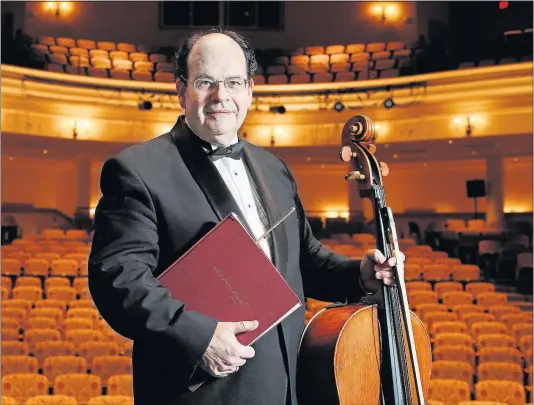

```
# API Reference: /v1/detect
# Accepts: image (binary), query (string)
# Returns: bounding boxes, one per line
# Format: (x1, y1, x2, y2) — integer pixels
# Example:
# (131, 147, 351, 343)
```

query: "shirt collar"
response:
(184, 116, 238, 151)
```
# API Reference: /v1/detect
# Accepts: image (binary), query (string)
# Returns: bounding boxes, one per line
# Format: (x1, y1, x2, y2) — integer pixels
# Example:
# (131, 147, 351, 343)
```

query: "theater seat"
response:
(366, 42, 386, 53)
(129, 52, 148, 62)
(394, 49, 412, 59)
(149, 53, 168, 64)
(335, 71, 355, 82)
(387, 41, 405, 51)
(0, 396, 18, 405)
(1, 374, 48, 404)
(430, 361, 473, 387)
(372, 51, 390, 60)
(308, 63, 328, 74)
(475, 380, 525, 405)
(92, 356, 132, 386)
(325, 45, 345, 54)
(117, 43, 137, 53)
(49, 45, 69, 55)
(312, 73, 333, 83)
(305, 46, 325, 55)
(273, 56, 289, 66)
(267, 74, 288, 84)
(91, 58, 111, 70)
(380, 68, 399, 79)
(38, 36, 55, 46)
(350, 52, 370, 63)
(478, 59, 496, 67)
(132, 71, 153, 81)
(76, 39, 96, 49)
(309, 54, 329, 65)
(266, 65, 286, 75)
(330, 53, 349, 64)
(43, 356, 87, 388)
(87, 396, 133, 405)
(290, 55, 309, 65)
(109, 51, 129, 61)
(458, 61, 475, 69)
(54, 374, 102, 405)
(287, 64, 307, 75)
(252, 75, 265, 84)
(107, 375, 133, 396)
(134, 61, 154, 71)
(290, 74, 311, 83)
(156, 62, 175, 72)
(428, 379, 471, 404)
(97, 41, 116, 52)
(26, 395, 78, 405)
(154, 72, 174, 83)
(346, 43, 365, 54)
(1, 356, 39, 376)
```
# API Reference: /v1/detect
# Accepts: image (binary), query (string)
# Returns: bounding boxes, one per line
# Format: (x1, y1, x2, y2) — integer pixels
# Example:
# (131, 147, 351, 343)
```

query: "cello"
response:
(297, 115, 432, 405)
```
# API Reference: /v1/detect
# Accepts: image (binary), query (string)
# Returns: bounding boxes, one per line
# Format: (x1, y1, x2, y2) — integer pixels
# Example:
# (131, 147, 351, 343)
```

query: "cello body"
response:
(297, 304, 432, 405)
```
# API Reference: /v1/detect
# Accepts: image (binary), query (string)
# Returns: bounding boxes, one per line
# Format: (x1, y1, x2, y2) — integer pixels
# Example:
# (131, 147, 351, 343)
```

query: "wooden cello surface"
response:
(296, 115, 433, 405)
(297, 305, 432, 405)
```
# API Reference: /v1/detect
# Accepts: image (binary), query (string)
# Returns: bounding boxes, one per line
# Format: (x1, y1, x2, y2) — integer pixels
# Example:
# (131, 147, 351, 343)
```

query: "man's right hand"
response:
(200, 320, 259, 378)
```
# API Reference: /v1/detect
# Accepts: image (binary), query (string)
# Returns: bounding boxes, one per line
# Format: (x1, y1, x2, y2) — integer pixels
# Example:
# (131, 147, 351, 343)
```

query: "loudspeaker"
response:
(466, 179, 486, 198)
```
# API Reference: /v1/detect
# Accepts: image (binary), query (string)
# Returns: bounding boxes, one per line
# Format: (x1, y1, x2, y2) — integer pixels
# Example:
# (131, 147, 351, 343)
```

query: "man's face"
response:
(177, 33, 253, 146)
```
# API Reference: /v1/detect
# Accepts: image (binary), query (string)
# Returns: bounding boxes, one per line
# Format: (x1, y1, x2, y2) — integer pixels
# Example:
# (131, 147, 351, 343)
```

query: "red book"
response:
(157, 212, 302, 346)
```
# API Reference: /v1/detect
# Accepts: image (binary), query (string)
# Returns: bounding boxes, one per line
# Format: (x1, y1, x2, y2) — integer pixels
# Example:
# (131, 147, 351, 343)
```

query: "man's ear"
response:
(176, 80, 187, 109)
(247, 78, 254, 107)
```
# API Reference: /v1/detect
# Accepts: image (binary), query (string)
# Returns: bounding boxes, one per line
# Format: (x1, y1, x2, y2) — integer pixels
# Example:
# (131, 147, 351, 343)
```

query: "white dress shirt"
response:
(184, 119, 272, 261)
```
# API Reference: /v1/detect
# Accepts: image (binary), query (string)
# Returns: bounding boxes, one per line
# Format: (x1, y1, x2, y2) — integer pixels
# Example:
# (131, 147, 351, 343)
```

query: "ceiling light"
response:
(383, 98, 395, 109)
(333, 101, 345, 112)
(269, 105, 286, 114)
(139, 100, 153, 111)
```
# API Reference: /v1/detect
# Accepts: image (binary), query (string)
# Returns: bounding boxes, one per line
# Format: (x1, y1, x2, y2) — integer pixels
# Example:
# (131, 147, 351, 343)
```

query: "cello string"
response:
(391, 284, 413, 404)
(376, 185, 413, 405)
(373, 195, 402, 405)
(388, 207, 427, 405)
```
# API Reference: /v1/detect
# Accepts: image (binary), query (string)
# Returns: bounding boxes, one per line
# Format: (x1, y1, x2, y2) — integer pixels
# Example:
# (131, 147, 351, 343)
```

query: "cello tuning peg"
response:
(345, 171, 366, 181)
(366, 144, 377, 155)
(380, 161, 390, 177)
(340, 146, 357, 162)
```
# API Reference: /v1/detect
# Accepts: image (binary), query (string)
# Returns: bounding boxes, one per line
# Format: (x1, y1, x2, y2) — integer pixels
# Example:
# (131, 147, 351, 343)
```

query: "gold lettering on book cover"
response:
(214, 266, 249, 307)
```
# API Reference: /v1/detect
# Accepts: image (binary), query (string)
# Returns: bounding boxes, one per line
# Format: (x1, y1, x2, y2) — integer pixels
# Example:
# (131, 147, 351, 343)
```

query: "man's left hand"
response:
(359, 249, 405, 294)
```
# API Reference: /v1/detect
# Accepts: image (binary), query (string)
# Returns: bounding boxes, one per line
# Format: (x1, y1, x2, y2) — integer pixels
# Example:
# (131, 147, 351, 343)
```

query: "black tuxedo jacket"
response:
(88, 116, 365, 405)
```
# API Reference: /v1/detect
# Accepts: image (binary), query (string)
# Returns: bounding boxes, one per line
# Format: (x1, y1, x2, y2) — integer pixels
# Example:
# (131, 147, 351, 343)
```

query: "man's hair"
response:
(174, 28, 258, 82)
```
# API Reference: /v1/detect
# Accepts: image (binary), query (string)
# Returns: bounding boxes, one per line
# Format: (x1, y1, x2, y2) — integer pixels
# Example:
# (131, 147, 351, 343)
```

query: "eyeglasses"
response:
(181, 76, 250, 94)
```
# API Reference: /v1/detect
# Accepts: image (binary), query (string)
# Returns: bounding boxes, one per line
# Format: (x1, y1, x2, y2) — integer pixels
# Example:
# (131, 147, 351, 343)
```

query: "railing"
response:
(1, 203, 75, 236)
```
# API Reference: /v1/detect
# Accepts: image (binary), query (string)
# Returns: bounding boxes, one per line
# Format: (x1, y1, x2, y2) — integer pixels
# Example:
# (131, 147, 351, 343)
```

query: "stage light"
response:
(383, 98, 395, 109)
(269, 105, 286, 114)
(139, 100, 153, 111)
(333, 101, 345, 112)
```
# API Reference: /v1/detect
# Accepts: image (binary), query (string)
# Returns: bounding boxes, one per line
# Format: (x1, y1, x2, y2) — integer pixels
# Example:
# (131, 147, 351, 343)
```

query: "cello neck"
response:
(371, 195, 426, 405)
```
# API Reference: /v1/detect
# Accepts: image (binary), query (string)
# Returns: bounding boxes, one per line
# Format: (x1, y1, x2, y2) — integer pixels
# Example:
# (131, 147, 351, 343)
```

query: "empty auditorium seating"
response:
(27, 35, 419, 84)
(4, 232, 533, 405)
(457, 28, 532, 70)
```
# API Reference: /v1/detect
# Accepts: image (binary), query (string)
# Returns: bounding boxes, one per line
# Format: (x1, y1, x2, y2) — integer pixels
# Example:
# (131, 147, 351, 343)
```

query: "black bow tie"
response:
(196, 136, 245, 161)
(209, 142, 245, 161)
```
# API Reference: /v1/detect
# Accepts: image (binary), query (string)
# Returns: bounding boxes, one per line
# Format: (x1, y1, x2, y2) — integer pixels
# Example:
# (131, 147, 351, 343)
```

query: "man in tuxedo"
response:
(88, 29, 402, 405)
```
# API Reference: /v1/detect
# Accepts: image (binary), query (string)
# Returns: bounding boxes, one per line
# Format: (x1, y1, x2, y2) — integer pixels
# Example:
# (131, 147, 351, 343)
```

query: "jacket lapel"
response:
(170, 116, 253, 235)
(242, 145, 289, 274)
